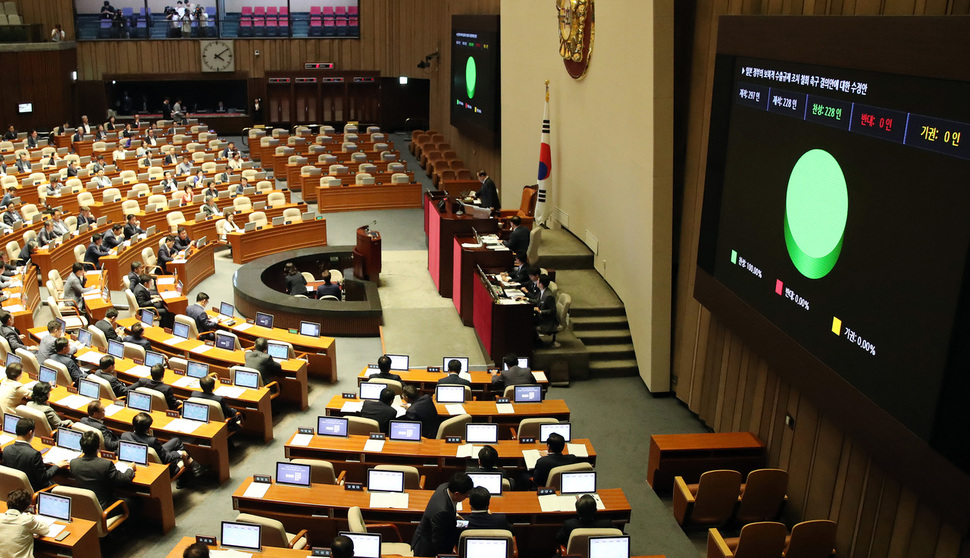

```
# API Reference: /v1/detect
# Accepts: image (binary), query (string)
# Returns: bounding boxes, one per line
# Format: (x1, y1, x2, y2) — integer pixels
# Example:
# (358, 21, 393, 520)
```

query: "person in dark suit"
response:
(360, 387, 397, 434)
(36, 221, 57, 247)
(63, 262, 95, 311)
(50, 337, 85, 385)
(476, 170, 499, 209)
(331, 535, 354, 558)
(26, 129, 39, 148)
(95, 307, 122, 342)
(3, 418, 68, 490)
(79, 401, 122, 452)
(245, 337, 282, 385)
(532, 432, 578, 488)
(173, 227, 192, 251)
(186, 292, 217, 337)
(95, 355, 129, 398)
(123, 213, 145, 240)
(157, 235, 176, 274)
(17, 242, 37, 269)
(191, 375, 243, 432)
(556, 494, 616, 545)
(438, 359, 471, 387)
(283, 262, 307, 295)
(127, 262, 143, 288)
(403, 384, 440, 439)
(464, 486, 512, 531)
(372, 354, 402, 383)
(509, 253, 531, 285)
(466, 445, 513, 489)
(491, 353, 537, 389)
(0, 311, 29, 352)
(316, 270, 341, 300)
(77, 206, 96, 228)
(504, 216, 529, 254)
(102, 223, 125, 249)
(411, 473, 474, 557)
(131, 363, 180, 410)
(66, 161, 79, 177)
(534, 274, 558, 336)
(2, 203, 23, 226)
(519, 267, 542, 304)
(84, 233, 111, 269)
(69, 430, 136, 511)
(121, 412, 190, 478)
(123, 322, 153, 353)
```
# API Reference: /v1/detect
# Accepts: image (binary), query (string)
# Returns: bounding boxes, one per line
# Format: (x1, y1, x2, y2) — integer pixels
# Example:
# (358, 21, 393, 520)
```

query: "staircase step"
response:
(588, 359, 639, 377)
(571, 316, 629, 331)
(586, 344, 637, 360)
(571, 306, 626, 318)
(573, 330, 632, 344)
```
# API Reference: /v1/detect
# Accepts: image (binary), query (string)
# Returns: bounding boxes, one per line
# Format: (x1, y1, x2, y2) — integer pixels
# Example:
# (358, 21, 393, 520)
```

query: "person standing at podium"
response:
(476, 170, 500, 209)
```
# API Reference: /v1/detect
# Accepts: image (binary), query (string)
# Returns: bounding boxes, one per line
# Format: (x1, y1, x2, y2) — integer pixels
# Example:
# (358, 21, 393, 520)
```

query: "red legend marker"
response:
(775, 279, 784, 295)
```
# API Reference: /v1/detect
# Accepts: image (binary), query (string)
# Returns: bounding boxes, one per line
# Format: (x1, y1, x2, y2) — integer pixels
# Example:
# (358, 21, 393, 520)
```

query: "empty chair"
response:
(562, 528, 624, 558)
(288, 459, 346, 485)
(735, 469, 788, 525)
(47, 295, 88, 331)
(516, 417, 560, 440)
(249, 211, 268, 227)
(52, 486, 130, 538)
(0, 465, 35, 498)
(435, 414, 472, 439)
(373, 465, 424, 490)
(707, 521, 788, 558)
(783, 520, 837, 558)
(235, 513, 308, 549)
(167, 211, 186, 231)
(266, 191, 286, 206)
(233, 196, 252, 212)
(15, 405, 52, 438)
(282, 208, 302, 222)
(347, 416, 380, 436)
(347, 506, 413, 556)
(673, 469, 743, 527)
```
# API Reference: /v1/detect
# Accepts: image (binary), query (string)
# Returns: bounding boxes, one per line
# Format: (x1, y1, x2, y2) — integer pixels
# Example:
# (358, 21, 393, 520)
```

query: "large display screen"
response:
(697, 53, 970, 472)
(450, 15, 500, 145)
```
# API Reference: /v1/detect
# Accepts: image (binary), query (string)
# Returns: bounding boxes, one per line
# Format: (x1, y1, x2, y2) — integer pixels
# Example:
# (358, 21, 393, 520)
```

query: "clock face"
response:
(201, 40, 234, 73)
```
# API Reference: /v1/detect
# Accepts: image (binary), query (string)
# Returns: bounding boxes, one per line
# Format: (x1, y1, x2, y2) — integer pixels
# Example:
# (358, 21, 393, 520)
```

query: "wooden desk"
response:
(118, 317, 309, 410)
(647, 432, 766, 493)
(169, 241, 217, 294)
(355, 367, 549, 398)
(472, 270, 534, 364)
(283, 432, 595, 486)
(99, 230, 165, 291)
(324, 396, 570, 434)
(166, 537, 312, 557)
(2, 264, 40, 333)
(316, 182, 422, 213)
(227, 218, 328, 264)
(426, 193, 499, 298)
(32, 223, 113, 281)
(231, 478, 631, 554)
(453, 235, 514, 327)
(0, 502, 101, 558)
(179, 202, 305, 243)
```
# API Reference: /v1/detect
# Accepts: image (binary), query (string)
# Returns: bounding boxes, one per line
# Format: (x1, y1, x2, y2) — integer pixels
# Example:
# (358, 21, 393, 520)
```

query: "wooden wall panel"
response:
(0, 47, 76, 131)
(673, 2, 970, 556)
(14, 0, 75, 40)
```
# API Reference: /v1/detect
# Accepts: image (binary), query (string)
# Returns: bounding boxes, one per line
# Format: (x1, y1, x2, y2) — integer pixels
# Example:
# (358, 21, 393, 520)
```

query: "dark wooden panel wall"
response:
(672, 2, 970, 557)
(0, 48, 76, 132)
(13, 0, 75, 40)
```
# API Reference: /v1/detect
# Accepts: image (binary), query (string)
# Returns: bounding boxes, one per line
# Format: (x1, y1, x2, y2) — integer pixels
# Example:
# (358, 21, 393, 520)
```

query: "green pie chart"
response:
(784, 149, 848, 279)
(465, 56, 477, 99)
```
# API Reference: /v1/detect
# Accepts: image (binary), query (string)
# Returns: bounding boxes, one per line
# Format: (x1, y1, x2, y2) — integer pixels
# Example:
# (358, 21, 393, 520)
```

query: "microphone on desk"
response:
(362, 220, 377, 230)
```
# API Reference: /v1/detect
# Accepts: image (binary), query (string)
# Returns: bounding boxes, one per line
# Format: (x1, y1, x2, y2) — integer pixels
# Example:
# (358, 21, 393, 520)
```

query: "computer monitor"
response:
(214, 332, 235, 350)
(127, 390, 153, 412)
(317, 416, 349, 437)
(37, 492, 72, 523)
(78, 378, 100, 399)
(513, 385, 542, 403)
(118, 441, 149, 465)
(388, 420, 422, 442)
(588, 536, 631, 558)
(539, 422, 571, 443)
(145, 350, 165, 368)
(255, 312, 274, 328)
(275, 461, 312, 487)
(57, 428, 82, 451)
(560, 471, 597, 495)
(359, 382, 386, 401)
(228, 366, 257, 388)
(338, 532, 381, 558)
(76, 328, 92, 347)
(56, 318, 67, 333)
(467, 472, 504, 496)
(186, 361, 209, 379)
(387, 354, 409, 371)
(219, 302, 234, 317)
(176, 280, 183, 294)
(172, 321, 190, 339)
(465, 423, 499, 444)
(3, 413, 19, 434)
(39, 365, 58, 385)
(220, 521, 262, 551)
(266, 340, 289, 360)
(140, 309, 154, 326)
(182, 400, 210, 423)
(442, 356, 469, 373)
(435, 385, 465, 404)
(463, 537, 509, 558)
(299, 321, 321, 337)
(366, 469, 405, 493)
(5, 352, 20, 366)
(503, 357, 530, 370)
(107, 339, 124, 358)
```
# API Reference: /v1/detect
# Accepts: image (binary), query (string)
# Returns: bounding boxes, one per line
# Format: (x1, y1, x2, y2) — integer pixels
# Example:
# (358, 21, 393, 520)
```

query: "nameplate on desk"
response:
(427, 366, 441, 373)
(133, 359, 144, 365)
(165, 410, 180, 418)
(342, 393, 356, 399)
(298, 427, 314, 435)
(344, 482, 363, 491)
(40, 436, 55, 446)
(496, 398, 510, 404)
(537, 487, 556, 496)
(369, 433, 386, 440)
(219, 377, 232, 384)
(312, 549, 332, 557)
(519, 437, 536, 444)
(288, 329, 298, 334)
(99, 451, 116, 460)
(26, 372, 37, 381)
(253, 474, 272, 484)
(445, 436, 462, 444)
(173, 369, 185, 375)
(367, 364, 379, 369)
(196, 535, 217, 546)
(65, 386, 78, 394)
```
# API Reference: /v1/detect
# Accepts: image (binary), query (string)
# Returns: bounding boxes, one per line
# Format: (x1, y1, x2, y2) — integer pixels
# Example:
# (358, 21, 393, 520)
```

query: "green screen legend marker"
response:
(784, 149, 848, 279)
(731, 250, 738, 264)
(465, 56, 477, 99)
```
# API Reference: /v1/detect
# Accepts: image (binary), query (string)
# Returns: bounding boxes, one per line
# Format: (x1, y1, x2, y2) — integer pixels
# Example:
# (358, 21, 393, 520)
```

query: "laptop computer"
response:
(172, 321, 191, 339)
(513, 385, 542, 403)
(182, 400, 210, 423)
(214, 332, 236, 350)
(463, 537, 509, 558)
(435, 385, 465, 404)
(317, 416, 349, 437)
(3, 413, 20, 434)
(255, 312, 274, 328)
(118, 440, 149, 466)
(387, 354, 409, 371)
(539, 422, 571, 443)
(299, 321, 320, 337)
(78, 378, 101, 400)
(366, 469, 405, 492)
(220, 521, 262, 552)
(107, 339, 125, 359)
(266, 340, 289, 360)
(219, 301, 234, 318)
(588, 536, 630, 558)
(5, 352, 20, 366)
(359, 382, 386, 400)
(145, 350, 165, 368)
(186, 361, 209, 379)
(388, 420, 422, 442)
(465, 423, 499, 444)
(140, 309, 155, 326)
(77, 328, 92, 347)
(275, 461, 312, 487)
(467, 472, 504, 496)
(127, 390, 153, 412)
(39, 365, 58, 385)
(36, 492, 72, 524)
(442, 356, 469, 373)
(338, 532, 381, 558)
(560, 471, 597, 495)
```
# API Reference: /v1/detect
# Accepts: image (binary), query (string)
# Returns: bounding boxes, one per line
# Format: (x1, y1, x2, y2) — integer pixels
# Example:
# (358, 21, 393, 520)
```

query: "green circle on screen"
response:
(465, 57, 477, 99)
(784, 149, 848, 279)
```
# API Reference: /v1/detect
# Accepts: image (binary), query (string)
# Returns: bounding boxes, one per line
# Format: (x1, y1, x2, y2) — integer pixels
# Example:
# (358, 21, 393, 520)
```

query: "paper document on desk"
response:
(173, 376, 200, 389)
(503, 289, 523, 298)
(82, 293, 102, 301)
(461, 242, 484, 248)
(370, 492, 409, 509)
(566, 443, 589, 458)
(172, 259, 187, 264)
(6, 292, 19, 299)
(85, 270, 101, 277)
(496, 298, 525, 305)
(127, 365, 151, 378)
(215, 385, 246, 398)
(522, 449, 542, 470)
(340, 401, 363, 413)
(243, 481, 271, 499)
(211, 550, 253, 558)
(234, 323, 253, 331)
(114, 462, 131, 474)
(455, 444, 481, 459)
(157, 277, 175, 285)
(165, 419, 201, 434)
(538, 494, 570, 512)
(160, 291, 180, 300)
(290, 433, 312, 447)
(458, 372, 472, 382)
(104, 403, 125, 417)
(43, 446, 80, 464)
(76, 351, 105, 365)
(190, 344, 213, 354)
(363, 439, 385, 453)
(488, 245, 511, 251)
(162, 337, 185, 346)
(0, 433, 13, 446)
(496, 403, 515, 414)
(445, 404, 466, 416)
(532, 372, 547, 382)
(44, 523, 66, 539)
(7, 280, 21, 288)
(3, 304, 23, 313)
(58, 394, 93, 410)
(393, 405, 406, 418)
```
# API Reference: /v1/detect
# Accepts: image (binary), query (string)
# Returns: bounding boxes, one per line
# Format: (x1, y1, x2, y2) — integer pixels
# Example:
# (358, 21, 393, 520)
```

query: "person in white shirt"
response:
(0, 362, 28, 417)
(112, 146, 125, 160)
(92, 168, 111, 188)
(227, 152, 243, 170)
(50, 23, 65, 42)
(0, 488, 49, 558)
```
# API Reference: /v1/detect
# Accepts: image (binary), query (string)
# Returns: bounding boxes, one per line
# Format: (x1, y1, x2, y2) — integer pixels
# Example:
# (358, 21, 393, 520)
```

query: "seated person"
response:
(3, 418, 68, 490)
(316, 270, 341, 300)
(503, 215, 529, 254)
(437, 359, 471, 387)
(283, 262, 307, 295)
(533, 274, 558, 336)
(131, 363, 180, 410)
(556, 494, 614, 545)
(465, 486, 512, 530)
(79, 401, 122, 451)
(191, 375, 243, 432)
(360, 387, 397, 434)
(201, 197, 221, 217)
(507, 253, 531, 285)
(27, 382, 73, 430)
(123, 213, 145, 240)
(371, 354, 402, 383)
(160, 171, 178, 192)
(532, 432, 578, 488)
(0, 488, 50, 555)
(77, 206, 96, 228)
(173, 227, 192, 251)
(84, 233, 111, 269)
(331, 535, 354, 558)
(94, 355, 130, 398)
(403, 384, 440, 439)
(244, 338, 282, 385)
(134, 274, 173, 329)
(123, 322, 153, 353)
(70, 430, 136, 512)
(186, 292, 218, 337)
(95, 307, 123, 342)
(491, 353, 537, 388)
(36, 221, 56, 247)
(202, 181, 219, 201)
(519, 267, 542, 303)
(0, 311, 30, 353)
(121, 412, 199, 485)
(127, 261, 143, 289)
(467, 445, 513, 490)
(103, 223, 125, 248)
(157, 235, 177, 274)
(183, 541, 211, 558)
(50, 337, 85, 385)
(0, 363, 28, 420)
(37, 320, 77, 365)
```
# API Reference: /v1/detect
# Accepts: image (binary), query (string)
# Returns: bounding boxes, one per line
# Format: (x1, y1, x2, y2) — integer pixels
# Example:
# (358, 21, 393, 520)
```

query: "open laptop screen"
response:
(539, 422, 571, 443)
(435, 385, 465, 403)
(465, 423, 499, 444)
(467, 472, 504, 496)
(366, 469, 405, 493)
(513, 385, 542, 403)
(145, 351, 165, 368)
(299, 321, 321, 337)
(78, 378, 100, 399)
(182, 401, 209, 422)
(214, 332, 235, 350)
(57, 428, 82, 451)
(77, 328, 92, 347)
(127, 390, 152, 412)
(3, 413, 19, 434)
(5, 353, 20, 366)
(387, 354, 409, 371)
(234, 369, 259, 389)
(118, 441, 149, 465)
(140, 309, 154, 326)
(463, 537, 509, 558)
(39, 365, 58, 385)
(107, 339, 125, 358)
(442, 356, 469, 373)
(317, 416, 348, 437)
(388, 420, 422, 442)
(255, 312, 274, 328)
(186, 361, 209, 379)
(266, 341, 289, 360)
(37, 492, 72, 523)
(359, 382, 386, 400)
(338, 532, 381, 558)
(275, 461, 312, 487)
(172, 321, 190, 339)
(588, 536, 631, 558)
(220, 302, 234, 317)
(221, 521, 261, 551)
(560, 471, 597, 495)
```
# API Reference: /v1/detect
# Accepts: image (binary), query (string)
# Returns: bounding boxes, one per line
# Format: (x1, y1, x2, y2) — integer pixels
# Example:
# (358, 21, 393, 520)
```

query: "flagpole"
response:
(535, 80, 552, 226)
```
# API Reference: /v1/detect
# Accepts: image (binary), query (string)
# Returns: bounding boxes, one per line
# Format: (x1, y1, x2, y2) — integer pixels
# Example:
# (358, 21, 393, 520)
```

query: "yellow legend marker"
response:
(831, 317, 842, 335)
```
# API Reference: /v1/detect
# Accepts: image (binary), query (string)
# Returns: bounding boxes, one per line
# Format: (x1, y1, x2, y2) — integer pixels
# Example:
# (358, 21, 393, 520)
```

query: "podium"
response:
(353, 226, 381, 282)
